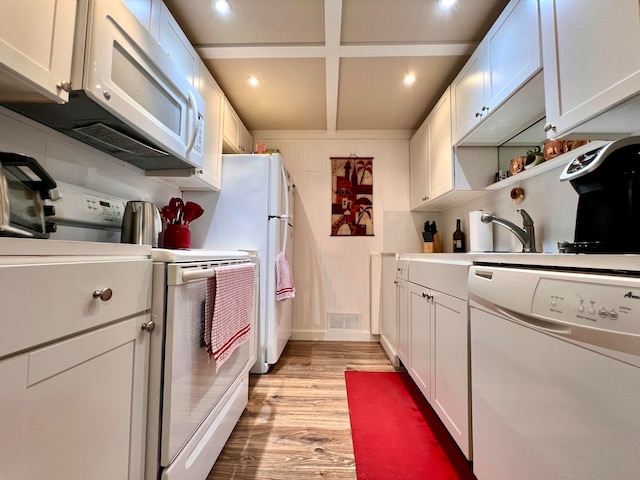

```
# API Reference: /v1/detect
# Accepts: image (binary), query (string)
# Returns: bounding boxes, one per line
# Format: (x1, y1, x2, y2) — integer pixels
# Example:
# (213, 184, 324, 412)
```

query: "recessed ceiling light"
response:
(438, 0, 456, 10)
(213, 0, 231, 15)
(403, 73, 416, 86)
(247, 76, 261, 87)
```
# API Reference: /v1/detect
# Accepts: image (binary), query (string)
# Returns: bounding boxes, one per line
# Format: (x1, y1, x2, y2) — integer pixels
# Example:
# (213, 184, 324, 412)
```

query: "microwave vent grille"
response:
(73, 123, 169, 158)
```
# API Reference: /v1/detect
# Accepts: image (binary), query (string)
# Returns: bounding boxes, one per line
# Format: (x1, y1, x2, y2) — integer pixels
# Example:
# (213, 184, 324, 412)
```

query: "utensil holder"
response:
(163, 224, 191, 249)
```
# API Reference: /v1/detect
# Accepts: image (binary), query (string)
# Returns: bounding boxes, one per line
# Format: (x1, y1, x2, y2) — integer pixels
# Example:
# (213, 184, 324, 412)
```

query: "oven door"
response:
(160, 264, 250, 466)
(85, 0, 204, 168)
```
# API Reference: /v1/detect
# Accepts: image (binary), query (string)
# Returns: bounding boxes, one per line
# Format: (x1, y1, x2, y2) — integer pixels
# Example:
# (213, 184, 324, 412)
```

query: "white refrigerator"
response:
(199, 153, 295, 373)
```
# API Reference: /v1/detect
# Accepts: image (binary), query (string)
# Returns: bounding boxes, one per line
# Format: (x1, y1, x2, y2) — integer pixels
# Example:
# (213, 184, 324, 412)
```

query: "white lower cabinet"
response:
(431, 291, 470, 459)
(0, 256, 152, 480)
(400, 258, 471, 460)
(396, 260, 409, 367)
(408, 282, 432, 401)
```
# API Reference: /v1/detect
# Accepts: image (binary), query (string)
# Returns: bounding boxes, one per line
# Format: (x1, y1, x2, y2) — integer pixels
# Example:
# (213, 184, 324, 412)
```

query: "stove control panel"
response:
(532, 277, 640, 336)
(48, 181, 126, 229)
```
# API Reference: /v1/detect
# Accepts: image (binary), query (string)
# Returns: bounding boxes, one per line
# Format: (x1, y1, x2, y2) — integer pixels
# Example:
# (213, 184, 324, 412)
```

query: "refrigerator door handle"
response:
(281, 220, 288, 255)
(281, 165, 290, 219)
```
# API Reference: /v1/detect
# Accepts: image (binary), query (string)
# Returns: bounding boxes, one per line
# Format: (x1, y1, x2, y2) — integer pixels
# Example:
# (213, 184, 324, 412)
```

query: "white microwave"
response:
(5, 0, 205, 173)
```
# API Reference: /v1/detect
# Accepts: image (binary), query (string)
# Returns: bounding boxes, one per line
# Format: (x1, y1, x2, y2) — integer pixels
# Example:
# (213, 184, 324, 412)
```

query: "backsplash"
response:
(0, 107, 181, 242)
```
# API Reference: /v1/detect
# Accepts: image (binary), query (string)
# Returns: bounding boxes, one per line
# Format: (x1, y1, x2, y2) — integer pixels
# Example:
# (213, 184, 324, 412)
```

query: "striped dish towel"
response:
(205, 263, 255, 371)
(275, 251, 295, 301)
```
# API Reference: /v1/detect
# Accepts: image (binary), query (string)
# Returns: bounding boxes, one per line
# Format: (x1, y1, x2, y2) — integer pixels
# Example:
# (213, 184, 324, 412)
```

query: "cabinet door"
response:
(431, 292, 470, 459)
(396, 278, 409, 367)
(194, 65, 224, 190)
(0, 0, 76, 103)
(541, 0, 640, 137)
(451, 47, 486, 143)
(0, 314, 150, 480)
(408, 282, 432, 401)
(483, 0, 541, 111)
(238, 118, 254, 154)
(427, 88, 453, 201)
(222, 99, 241, 152)
(409, 119, 429, 210)
(381, 255, 398, 354)
(157, 2, 199, 86)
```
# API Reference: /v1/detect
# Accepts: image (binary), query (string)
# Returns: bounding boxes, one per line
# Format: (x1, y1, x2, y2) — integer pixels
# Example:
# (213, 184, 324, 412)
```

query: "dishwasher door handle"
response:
(493, 304, 573, 335)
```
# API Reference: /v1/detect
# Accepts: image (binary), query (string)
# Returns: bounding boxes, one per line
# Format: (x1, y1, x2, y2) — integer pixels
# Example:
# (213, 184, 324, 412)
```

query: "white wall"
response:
(438, 162, 579, 254)
(253, 131, 429, 341)
(0, 107, 181, 240)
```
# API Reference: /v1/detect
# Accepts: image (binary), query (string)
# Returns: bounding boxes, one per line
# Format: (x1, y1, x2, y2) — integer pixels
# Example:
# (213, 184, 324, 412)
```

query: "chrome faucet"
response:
(481, 209, 537, 253)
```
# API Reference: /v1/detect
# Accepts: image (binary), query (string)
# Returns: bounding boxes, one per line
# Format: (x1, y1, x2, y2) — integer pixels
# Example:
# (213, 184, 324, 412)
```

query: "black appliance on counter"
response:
(0, 152, 57, 239)
(559, 136, 640, 253)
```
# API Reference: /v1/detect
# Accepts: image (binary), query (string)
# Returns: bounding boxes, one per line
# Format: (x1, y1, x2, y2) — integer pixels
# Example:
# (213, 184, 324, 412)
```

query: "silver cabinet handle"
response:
(543, 123, 557, 133)
(92, 288, 113, 301)
(56, 81, 72, 92)
(141, 321, 156, 333)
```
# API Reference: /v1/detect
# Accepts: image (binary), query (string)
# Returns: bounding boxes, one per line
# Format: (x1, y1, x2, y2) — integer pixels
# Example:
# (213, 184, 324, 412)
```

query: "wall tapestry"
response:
(330, 156, 374, 236)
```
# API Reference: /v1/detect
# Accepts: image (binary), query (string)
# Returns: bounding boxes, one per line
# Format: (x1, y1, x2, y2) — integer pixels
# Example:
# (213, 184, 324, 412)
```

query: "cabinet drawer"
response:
(409, 261, 469, 300)
(0, 259, 151, 358)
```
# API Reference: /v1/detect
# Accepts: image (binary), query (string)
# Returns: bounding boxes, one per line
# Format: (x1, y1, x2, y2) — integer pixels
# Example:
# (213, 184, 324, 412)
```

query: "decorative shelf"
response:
(485, 140, 610, 191)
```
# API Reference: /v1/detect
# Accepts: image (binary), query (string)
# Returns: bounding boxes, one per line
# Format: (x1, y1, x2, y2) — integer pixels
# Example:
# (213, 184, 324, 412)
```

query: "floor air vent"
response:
(327, 313, 361, 331)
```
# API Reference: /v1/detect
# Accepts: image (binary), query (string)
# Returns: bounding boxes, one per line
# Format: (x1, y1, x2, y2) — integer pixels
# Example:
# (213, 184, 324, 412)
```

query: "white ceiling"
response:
(163, 0, 510, 132)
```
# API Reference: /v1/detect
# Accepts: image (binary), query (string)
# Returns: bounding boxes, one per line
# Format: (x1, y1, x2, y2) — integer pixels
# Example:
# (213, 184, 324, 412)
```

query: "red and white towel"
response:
(205, 263, 255, 371)
(275, 251, 295, 301)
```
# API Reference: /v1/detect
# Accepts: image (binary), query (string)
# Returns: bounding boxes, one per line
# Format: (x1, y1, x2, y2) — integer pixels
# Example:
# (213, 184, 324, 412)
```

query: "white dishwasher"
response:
(468, 263, 640, 480)
(0, 239, 152, 480)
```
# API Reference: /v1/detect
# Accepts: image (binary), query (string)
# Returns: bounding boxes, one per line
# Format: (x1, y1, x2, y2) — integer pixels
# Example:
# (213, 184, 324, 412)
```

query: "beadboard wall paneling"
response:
(254, 135, 426, 340)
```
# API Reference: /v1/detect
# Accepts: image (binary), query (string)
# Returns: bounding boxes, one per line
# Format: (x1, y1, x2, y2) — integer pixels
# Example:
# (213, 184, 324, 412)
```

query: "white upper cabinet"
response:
(0, 0, 77, 103)
(222, 99, 253, 154)
(409, 119, 429, 210)
(410, 88, 452, 210)
(483, 0, 541, 112)
(451, 48, 486, 143)
(452, 0, 544, 146)
(428, 88, 454, 201)
(540, 0, 640, 139)
(157, 2, 199, 87)
(410, 87, 496, 211)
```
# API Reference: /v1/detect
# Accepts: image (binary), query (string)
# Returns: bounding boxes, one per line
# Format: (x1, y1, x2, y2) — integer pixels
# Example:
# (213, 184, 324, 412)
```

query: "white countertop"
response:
(398, 252, 640, 272)
(0, 238, 151, 257)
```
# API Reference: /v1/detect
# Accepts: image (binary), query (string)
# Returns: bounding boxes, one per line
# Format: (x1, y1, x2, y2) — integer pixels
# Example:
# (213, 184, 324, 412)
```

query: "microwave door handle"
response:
(185, 91, 198, 155)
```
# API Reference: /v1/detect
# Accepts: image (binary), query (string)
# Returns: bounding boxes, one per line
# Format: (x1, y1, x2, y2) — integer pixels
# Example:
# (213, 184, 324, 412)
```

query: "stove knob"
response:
(44, 205, 56, 217)
(45, 221, 56, 233)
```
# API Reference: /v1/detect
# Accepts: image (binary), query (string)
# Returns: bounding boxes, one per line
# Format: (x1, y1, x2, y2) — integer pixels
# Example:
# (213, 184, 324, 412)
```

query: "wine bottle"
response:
(453, 217, 465, 252)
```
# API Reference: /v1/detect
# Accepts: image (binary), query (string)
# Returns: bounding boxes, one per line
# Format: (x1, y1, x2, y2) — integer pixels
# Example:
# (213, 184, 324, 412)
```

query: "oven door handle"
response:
(182, 269, 216, 282)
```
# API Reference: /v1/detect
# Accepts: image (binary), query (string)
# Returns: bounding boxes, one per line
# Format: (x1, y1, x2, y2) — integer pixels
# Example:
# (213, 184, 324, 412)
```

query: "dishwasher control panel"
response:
(532, 278, 640, 335)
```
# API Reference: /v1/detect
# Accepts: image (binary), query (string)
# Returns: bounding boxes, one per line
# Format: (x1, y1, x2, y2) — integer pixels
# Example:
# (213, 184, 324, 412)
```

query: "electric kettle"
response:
(121, 201, 162, 247)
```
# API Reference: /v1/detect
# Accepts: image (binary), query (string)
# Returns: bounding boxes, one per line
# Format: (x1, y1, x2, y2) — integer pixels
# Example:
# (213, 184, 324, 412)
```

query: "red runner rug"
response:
(345, 371, 476, 480)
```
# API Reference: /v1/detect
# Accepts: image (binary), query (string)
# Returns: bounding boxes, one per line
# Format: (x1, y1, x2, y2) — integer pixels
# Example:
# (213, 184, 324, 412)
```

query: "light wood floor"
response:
(206, 341, 402, 480)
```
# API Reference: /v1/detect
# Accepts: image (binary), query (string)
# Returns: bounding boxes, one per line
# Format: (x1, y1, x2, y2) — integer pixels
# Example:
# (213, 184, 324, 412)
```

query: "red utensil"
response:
(169, 197, 184, 224)
(183, 201, 204, 225)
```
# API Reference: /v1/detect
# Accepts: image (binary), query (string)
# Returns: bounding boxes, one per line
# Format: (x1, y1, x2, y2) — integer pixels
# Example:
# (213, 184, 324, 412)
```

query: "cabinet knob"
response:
(92, 287, 113, 301)
(475, 112, 483, 118)
(141, 321, 156, 333)
(543, 123, 557, 133)
(481, 105, 489, 111)
(56, 81, 72, 93)
(421, 196, 428, 202)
